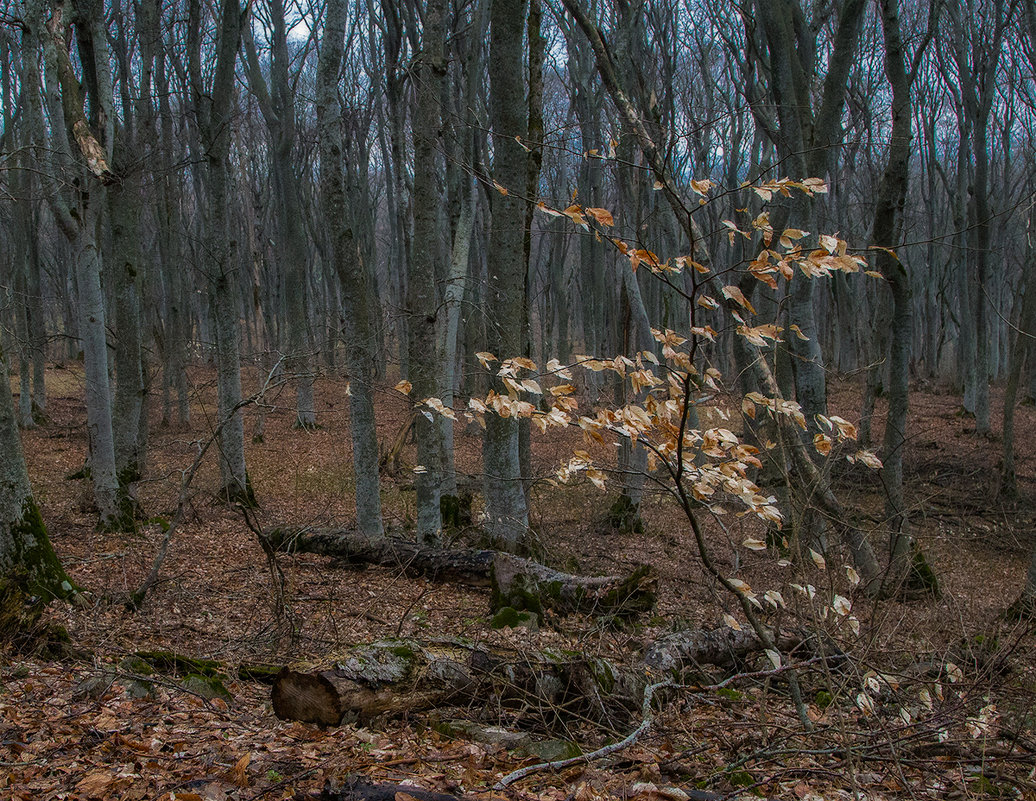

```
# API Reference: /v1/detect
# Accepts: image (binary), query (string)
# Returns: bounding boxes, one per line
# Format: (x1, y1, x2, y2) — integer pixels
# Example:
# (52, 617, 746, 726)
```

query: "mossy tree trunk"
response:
(0, 343, 77, 633)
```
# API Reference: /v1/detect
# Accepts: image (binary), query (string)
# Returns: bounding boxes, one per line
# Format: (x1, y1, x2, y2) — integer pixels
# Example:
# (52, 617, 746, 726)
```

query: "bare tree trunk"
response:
(378, 0, 412, 377)
(872, 0, 937, 598)
(1000, 250, 1035, 498)
(751, 0, 867, 425)
(1006, 1, 1036, 617)
(37, 0, 129, 529)
(155, 37, 191, 428)
(558, 0, 882, 588)
(946, 0, 1007, 433)
(439, 181, 477, 500)
(188, 0, 253, 504)
(109, 184, 146, 485)
(241, 0, 315, 428)
(317, 0, 384, 537)
(1003, 6, 1036, 499)
(482, 0, 531, 552)
(407, 0, 448, 544)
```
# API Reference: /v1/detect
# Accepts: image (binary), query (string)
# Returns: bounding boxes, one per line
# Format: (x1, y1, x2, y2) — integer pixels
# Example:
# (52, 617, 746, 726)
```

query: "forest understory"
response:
(3, 365, 1036, 801)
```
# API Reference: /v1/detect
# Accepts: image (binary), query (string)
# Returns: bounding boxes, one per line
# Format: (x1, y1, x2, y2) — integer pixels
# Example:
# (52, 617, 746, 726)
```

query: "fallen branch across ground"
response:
(260, 526, 656, 619)
(493, 679, 673, 789)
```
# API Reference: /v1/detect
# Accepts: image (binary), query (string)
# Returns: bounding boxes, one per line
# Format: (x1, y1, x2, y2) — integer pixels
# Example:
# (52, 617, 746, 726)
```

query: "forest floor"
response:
(3, 364, 1036, 801)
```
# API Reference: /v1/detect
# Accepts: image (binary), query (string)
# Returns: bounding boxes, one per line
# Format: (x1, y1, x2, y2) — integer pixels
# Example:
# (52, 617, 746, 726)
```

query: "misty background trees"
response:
(3, 0, 1036, 601)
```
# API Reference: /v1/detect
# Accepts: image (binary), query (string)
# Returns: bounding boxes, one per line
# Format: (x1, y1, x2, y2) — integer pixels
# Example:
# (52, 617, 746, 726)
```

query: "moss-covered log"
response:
(272, 637, 640, 726)
(272, 625, 818, 726)
(261, 526, 655, 619)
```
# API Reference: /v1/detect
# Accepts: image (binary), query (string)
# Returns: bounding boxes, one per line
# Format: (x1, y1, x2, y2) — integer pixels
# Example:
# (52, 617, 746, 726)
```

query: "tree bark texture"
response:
(408, 0, 448, 544)
(189, 0, 252, 504)
(872, 0, 935, 597)
(316, 0, 385, 538)
(483, 0, 531, 551)
(242, 0, 315, 428)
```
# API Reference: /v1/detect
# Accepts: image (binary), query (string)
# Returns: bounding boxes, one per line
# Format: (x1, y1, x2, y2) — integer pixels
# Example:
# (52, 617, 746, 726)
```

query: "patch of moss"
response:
(716, 687, 745, 702)
(237, 664, 282, 684)
(10, 497, 78, 602)
(606, 494, 645, 535)
(66, 465, 91, 481)
(97, 496, 139, 535)
(905, 546, 940, 598)
(387, 643, 417, 660)
(815, 690, 834, 709)
(587, 657, 617, 694)
(0, 572, 74, 656)
(969, 775, 1005, 797)
(1005, 593, 1036, 622)
(221, 473, 259, 509)
(727, 770, 755, 789)
(519, 739, 582, 762)
(117, 465, 142, 488)
(599, 565, 656, 619)
(489, 569, 545, 620)
(182, 673, 232, 702)
(440, 493, 473, 530)
(491, 606, 536, 629)
(134, 651, 222, 677)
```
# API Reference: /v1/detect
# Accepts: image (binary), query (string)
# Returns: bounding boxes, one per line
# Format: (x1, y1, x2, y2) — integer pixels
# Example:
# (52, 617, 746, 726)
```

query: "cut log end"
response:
(272, 669, 344, 727)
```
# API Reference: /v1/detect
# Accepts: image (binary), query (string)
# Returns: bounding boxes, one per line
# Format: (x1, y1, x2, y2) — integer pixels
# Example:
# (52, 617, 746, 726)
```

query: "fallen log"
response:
(644, 627, 797, 673)
(261, 527, 655, 620)
(312, 776, 474, 801)
(271, 626, 818, 726)
(643, 627, 844, 676)
(272, 638, 639, 726)
(306, 775, 727, 801)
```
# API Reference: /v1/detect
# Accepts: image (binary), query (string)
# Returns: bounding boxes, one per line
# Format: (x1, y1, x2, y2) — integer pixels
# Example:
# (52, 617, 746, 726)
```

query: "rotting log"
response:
(261, 527, 655, 619)
(312, 775, 475, 801)
(272, 638, 640, 726)
(272, 627, 822, 727)
(306, 775, 729, 801)
(643, 627, 841, 676)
